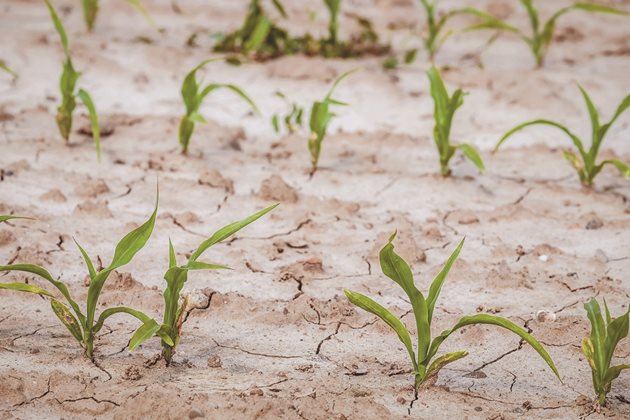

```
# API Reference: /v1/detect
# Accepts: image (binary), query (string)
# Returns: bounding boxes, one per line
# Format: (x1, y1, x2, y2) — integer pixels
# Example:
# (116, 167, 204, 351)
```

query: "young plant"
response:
(418, 1, 514, 60)
(178, 58, 258, 155)
(271, 91, 304, 134)
(494, 86, 630, 187)
(45, 0, 101, 161)
(323, 0, 341, 45)
(307, 69, 355, 175)
(130, 204, 278, 365)
(81, 0, 155, 32)
(427, 66, 484, 177)
(582, 298, 629, 406)
(478, 1, 629, 67)
(214, 0, 293, 59)
(0, 192, 170, 360)
(344, 233, 560, 389)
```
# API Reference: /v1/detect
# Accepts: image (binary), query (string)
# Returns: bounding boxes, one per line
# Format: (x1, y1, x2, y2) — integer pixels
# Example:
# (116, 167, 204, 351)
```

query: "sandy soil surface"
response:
(1, 0, 629, 418)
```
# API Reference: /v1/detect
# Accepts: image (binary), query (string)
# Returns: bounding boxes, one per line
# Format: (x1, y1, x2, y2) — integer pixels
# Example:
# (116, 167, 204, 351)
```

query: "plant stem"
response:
(162, 342, 173, 366)
(85, 339, 94, 360)
(598, 392, 606, 406)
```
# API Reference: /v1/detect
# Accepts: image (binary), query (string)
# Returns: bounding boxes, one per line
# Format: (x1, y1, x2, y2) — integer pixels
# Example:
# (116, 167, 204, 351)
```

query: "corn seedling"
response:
(477, 1, 629, 67)
(45, 0, 101, 161)
(81, 0, 155, 32)
(0, 215, 31, 223)
(345, 233, 560, 389)
(494, 86, 630, 186)
(0, 192, 170, 360)
(418, 0, 515, 60)
(179, 58, 258, 155)
(428, 66, 484, 177)
(307, 69, 355, 175)
(323, 0, 341, 45)
(582, 298, 629, 406)
(271, 91, 304, 134)
(129, 204, 278, 365)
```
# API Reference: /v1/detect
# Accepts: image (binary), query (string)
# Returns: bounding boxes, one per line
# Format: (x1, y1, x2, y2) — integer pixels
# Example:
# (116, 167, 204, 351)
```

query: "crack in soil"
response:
(10, 325, 51, 346)
(182, 291, 215, 325)
(233, 219, 312, 241)
(315, 322, 342, 355)
(55, 395, 120, 407)
(12, 376, 52, 407)
(407, 388, 419, 415)
(212, 338, 303, 359)
(91, 358, 113, 382)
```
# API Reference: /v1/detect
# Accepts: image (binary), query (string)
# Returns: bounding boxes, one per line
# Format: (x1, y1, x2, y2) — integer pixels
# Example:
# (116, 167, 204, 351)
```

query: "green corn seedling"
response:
(323, 0, 341, 45)
(179, 58, 258, 155)
(129, 204, 278, 365)
(0, 192, 171, 360)
(418, 0, 514, 60)
(45, 0, 101, 161)
(583, 298, 629, 406)
(476, 1, 628, 67)
(308, 69, 355, 175)
(494, 86, 630, 186)
(81, 0, 155, 32)
(271, 91, 304, 134)
(427, 66, 484, 177)
(345, 232, 560, 389)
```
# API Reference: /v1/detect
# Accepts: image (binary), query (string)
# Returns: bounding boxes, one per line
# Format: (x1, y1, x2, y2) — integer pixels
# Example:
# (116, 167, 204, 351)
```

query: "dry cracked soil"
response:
(1, 0, 629, 419)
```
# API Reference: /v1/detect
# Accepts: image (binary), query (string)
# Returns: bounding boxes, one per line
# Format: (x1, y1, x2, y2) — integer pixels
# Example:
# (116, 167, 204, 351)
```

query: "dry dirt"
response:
(1, 0, 630, 419)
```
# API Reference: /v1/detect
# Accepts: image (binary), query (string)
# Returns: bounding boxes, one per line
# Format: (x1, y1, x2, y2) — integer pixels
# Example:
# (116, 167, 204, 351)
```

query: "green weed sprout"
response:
(0, 192, 170, 360)
(583, 298, 630, 406)
(271, 91, 304, 134)
(418, 0, 514, 60)
(494, 86, 630, 187)
(179, 58, 258, 155)
(45, 0, 101, 161)
(427, 66, 484, 177)
(0, 61, 17, 78)
(344, 233, 560, 389)
(81, 0, 155, 32)
(131, 204, 278, 365)
(478, 1, 629, 67)
(308, 69, 355, 175)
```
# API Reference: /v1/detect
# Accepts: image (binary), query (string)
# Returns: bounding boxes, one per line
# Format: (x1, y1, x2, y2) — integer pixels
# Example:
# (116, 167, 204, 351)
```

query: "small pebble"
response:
(207, 354, 222, 368)
(249, 387, 264, 396)
(188, 408, 204, 419)
(536, 310, 557, 323)
(538, 255, 548, 262)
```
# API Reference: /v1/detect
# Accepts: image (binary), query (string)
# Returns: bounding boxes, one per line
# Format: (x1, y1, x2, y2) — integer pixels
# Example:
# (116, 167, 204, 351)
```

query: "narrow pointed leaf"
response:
(0, 282, 53, 297)
(77, 89, 101, 161)
(74, 239, 96, 280)
(424, 350, 469, 380)
(51, 299, 84, 343)
(188, 203, 278, 263)
(128, 319, 161, 351)
(45, 0, 70, 57)
(457, 144, 485, 172)
(427, 238, 464, 322)
(187, 261, 231, 271)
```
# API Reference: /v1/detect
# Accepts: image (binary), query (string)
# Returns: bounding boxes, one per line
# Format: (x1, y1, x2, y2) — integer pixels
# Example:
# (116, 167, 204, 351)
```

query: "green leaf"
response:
(426, 238, 464, 322)
(128, 319, 161, 351)
(168, 238, 177, 269)
(344, 289, 416, 370)
(572, 3, 630, 16)
(0, 215, 32, 223)
(562, 149, 583, 172)
(0, 264, 83, 325)
(324, 69, 358, 101)
(457, 144, 485, 172)
(598, 160, 630, 180)
(599, 94, 630, 139)
(74, 239, 96, 280)
(244, 15, 271, 52)
(424, 350, 469, 380)
(603, 306, 629, 368)
(604, 364, 630, 384)
(428, 314, 560, 380)
(188, 111, 207, 124)
(51, 299, 84, 343)
(0, 62, 18, 78)
(77, 89, 101, 161)
(92, 306, 152, 334)
(187, 261, 231, 271)
(379, 232, 430, 362)
(577, 85, 600, 140)
(218, 84, 259, 114)
(45, 0, 70, 58)
(494, 119, 587, 160)
(584, 298, 608, 378)
(0, 282, 53, 297)
(519, 0, 540, 32)
(188, 203, 278, 264)
(271, 0, 288, 18)
(404, 49, 418, 64)
(108, 192, 159, 270)
(126, 0, 157, 29)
